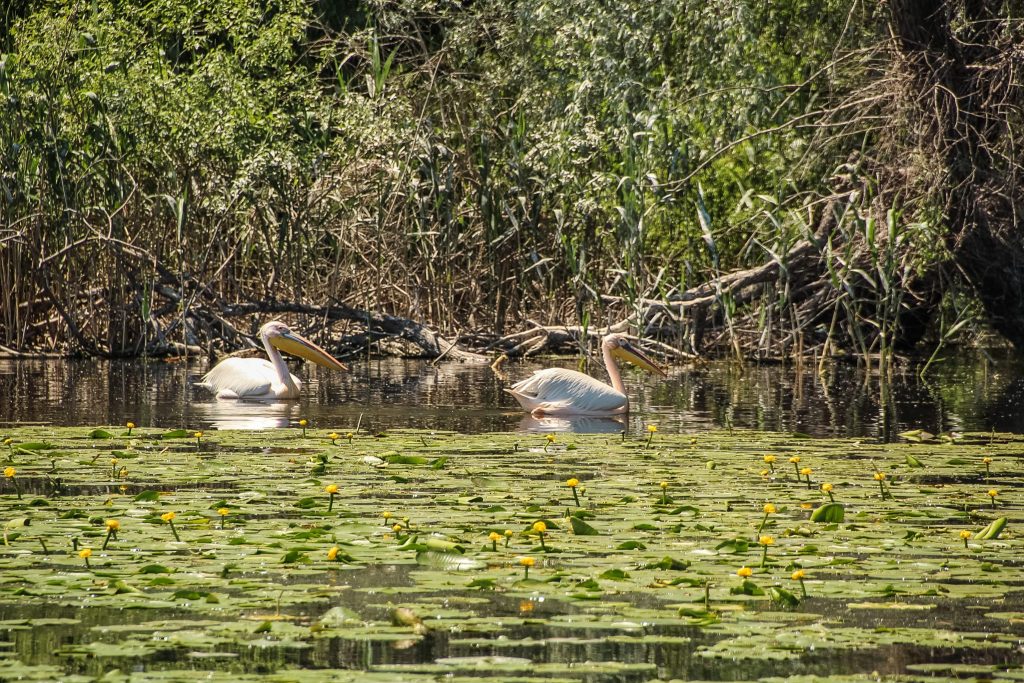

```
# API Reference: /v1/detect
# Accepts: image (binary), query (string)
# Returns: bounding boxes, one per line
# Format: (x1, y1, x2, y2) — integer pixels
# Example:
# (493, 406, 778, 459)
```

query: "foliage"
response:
(0, 0, 1015, 357)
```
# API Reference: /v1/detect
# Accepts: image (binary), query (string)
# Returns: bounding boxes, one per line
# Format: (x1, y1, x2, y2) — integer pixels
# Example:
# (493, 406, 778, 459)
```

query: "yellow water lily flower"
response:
(327, 546, 340, 561)
(3, 467, 14, 478)
(737, 566, 753, 578)
(325, 484, 339, 495)
(160, 512, 176, 522)
(533, 521, 547, 533)
(566, 478, 579, 487)
(763, 503, 776, 514)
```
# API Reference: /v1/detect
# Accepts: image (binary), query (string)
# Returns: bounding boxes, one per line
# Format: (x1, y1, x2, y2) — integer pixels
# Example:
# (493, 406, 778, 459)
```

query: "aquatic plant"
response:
(3, 467, 19, 499)
(0, 425, 1021, 680)
(329, 432, 340, 445)
(125, 422, 135, 436)
(763, 454, 776, 474)
(519, 556, 535, 579)
(821, 482, 835, 502)
(299, 419, 308, 437)
(532, 521, 548, 551)
(325, 484, 339, 512)
(160, 512, 180, 542)
(102, 519, 120, 550)
(566, 478, 581, 507)
(758, 535, 774, 568)
(791, 568, 808, 598)
(757, 503, 776, 535)
(645, 424, 657, 449)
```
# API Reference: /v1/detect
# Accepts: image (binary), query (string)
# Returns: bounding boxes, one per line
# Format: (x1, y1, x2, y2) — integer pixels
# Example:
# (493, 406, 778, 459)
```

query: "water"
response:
(2, 352, 1024, 437)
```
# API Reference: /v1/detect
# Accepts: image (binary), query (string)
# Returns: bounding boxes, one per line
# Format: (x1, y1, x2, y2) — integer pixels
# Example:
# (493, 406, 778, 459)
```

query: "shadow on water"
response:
(1, 350, 1023, 438)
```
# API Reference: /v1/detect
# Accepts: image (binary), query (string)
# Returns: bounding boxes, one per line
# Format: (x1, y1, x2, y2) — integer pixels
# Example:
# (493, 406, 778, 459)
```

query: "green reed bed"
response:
(0, 425, 1021, 682)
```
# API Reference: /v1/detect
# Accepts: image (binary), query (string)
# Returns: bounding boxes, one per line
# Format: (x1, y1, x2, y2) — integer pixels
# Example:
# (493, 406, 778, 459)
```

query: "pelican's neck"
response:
(262, 333, 296, 390)
(603, 345, 626, 395)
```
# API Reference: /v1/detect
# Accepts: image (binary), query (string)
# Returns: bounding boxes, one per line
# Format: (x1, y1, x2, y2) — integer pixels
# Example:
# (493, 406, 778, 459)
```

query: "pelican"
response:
(199, 321, 348, 399)
(507, 333, 667, 416)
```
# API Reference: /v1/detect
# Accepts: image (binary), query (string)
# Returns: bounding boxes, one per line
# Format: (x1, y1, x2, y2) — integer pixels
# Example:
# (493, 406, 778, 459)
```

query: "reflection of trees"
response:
(2, 356, 1020, 437)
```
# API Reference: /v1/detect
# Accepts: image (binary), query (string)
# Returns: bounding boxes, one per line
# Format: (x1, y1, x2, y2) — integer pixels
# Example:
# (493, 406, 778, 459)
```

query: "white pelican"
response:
(199, 321, 348, 399)
(507, 334, 667, 416)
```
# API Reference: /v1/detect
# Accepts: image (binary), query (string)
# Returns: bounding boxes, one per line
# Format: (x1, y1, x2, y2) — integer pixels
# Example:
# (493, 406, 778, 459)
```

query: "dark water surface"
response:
(2, 351, 1024, 437)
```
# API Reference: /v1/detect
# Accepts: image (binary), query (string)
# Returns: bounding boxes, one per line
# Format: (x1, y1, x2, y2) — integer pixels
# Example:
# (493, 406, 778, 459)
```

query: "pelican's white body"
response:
(200, 357, 302, 399)
(198, 321, 345, 400)
(506, 334, 665, 416)
(508, 368, 628, 416)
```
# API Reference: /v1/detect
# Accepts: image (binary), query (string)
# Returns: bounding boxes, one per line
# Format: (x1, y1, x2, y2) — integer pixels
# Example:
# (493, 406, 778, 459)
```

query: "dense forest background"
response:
(0, 0, 1021, 363)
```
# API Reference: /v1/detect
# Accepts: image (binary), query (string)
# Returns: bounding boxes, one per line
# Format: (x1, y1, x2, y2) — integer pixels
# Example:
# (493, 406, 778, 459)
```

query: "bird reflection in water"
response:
(193, 399, 298, 430)
(518, 414, 626, 434)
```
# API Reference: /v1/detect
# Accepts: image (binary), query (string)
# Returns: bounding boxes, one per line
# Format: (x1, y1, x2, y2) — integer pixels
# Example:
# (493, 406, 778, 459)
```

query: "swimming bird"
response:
(199, 320, 348, 399)
(506, 333, 667, 416)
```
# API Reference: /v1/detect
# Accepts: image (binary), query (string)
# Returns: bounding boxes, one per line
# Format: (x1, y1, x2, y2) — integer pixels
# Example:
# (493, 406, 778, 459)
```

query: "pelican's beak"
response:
(612, 341, 667, 377)
(272, 331, 349, 371)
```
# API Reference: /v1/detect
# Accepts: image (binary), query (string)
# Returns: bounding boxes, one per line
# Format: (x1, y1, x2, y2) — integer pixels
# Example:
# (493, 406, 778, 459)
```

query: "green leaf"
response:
(160, 429, 192, 439)
(599, 569, 630, 580)
(467, 578, 496, 590)
(138, 564, 173, 574)
(281, 549, 310, 564)
(809, 503, 846, 523)
(714, 538, 750, 553)
(898, 429, 934, 443)
(639, 556, 690, 571)
(89, 429, 114, 439)
(730, 579, 764, 596)
(133, 490, 160, 502)
(616, 540, 646, 550)
(569, 516, 600, 536)
(293, 497, 319, 509)
(385, 454, 429, 465)
(905, 454, 925, 467)
(430, 457, 448, 469)
(423, 537, 465, 554)
(13, 442, 56, 451)
(767, 586, 800, 606)
(976, 517, 1007, 540)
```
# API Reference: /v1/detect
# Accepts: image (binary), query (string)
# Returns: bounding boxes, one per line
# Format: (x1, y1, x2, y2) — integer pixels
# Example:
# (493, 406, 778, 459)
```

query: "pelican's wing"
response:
(199, 358, 276, 398)
(507, 368, 627, 414)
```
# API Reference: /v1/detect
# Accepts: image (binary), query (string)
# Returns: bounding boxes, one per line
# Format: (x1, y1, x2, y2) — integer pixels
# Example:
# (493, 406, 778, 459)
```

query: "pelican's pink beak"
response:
(612, 341, 667, 377)
(271, 331, 348, 371)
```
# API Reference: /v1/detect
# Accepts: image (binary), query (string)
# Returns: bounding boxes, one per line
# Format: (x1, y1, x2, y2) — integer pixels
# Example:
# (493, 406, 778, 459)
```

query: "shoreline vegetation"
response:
(1, 2, 1021, 366)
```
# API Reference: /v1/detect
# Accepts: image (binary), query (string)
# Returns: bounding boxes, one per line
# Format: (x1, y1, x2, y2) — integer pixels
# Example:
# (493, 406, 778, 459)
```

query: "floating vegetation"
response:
(0, 426, 1021, 681)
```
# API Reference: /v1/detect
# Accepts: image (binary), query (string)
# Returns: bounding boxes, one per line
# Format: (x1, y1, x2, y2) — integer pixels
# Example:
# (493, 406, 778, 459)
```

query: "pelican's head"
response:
(603, 334, 667, 376)
(260, 321, 348, 371)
